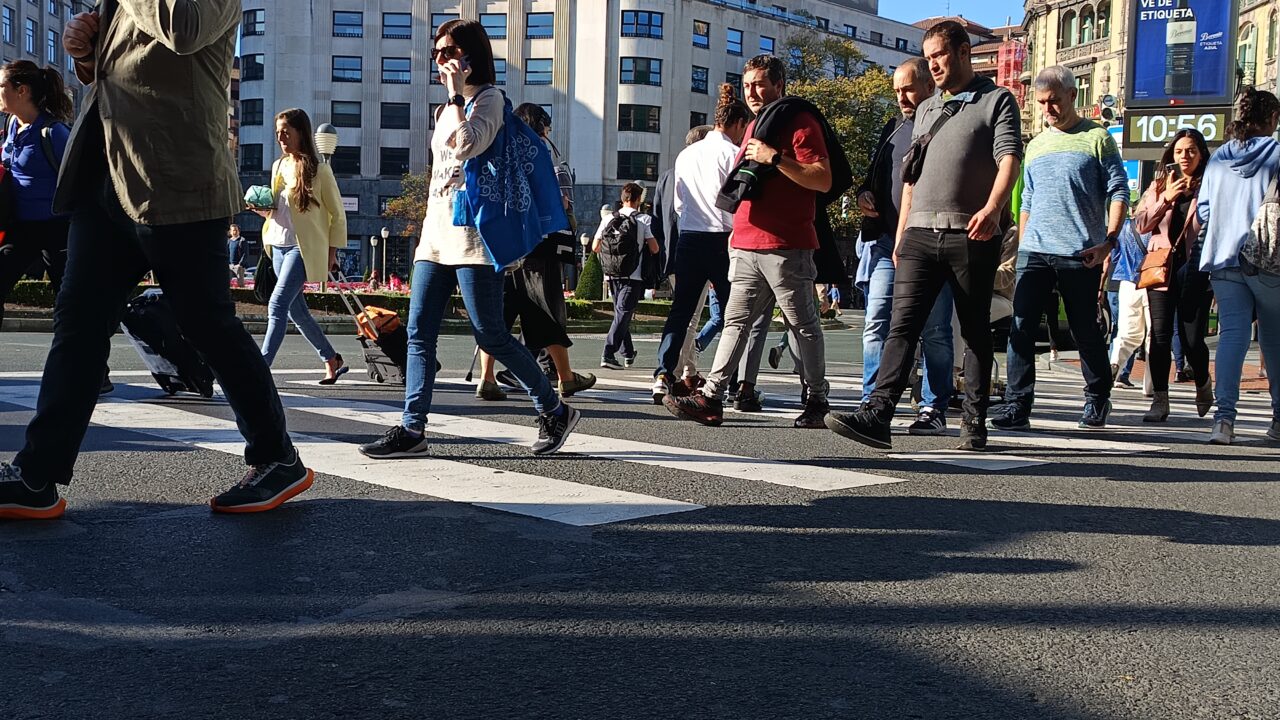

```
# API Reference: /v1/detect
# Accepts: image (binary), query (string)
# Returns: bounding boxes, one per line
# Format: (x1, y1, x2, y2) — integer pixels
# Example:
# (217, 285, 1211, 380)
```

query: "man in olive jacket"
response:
(0, 0, 312, 520)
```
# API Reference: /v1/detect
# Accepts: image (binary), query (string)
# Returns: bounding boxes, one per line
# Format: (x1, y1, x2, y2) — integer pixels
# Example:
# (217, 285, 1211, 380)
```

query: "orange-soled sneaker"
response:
(210, 450, 313, 514)
(0, 462, 65, 520)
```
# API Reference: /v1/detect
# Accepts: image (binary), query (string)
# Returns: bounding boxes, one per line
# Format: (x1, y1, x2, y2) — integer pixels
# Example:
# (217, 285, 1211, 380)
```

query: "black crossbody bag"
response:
(901, 99, 962, 185)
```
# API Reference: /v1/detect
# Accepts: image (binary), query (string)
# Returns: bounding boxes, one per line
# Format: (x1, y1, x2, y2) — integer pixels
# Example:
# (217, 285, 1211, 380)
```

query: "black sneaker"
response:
(907, 407, 948, 436)
(1078, 398, 1111, 429)
(600, 355, 624, 370)
(793, 398, 830, 429)
(664, 392, 725, 426)
(623, 354, 637, 368)
(0, 462, 65, 520)
(956, 418, 988, 451)
(495, 369, 522, 389)
(210, 450, 313, 514)
(734, 383, 764, 412)
(825, 409, 892, 449)
(359, 425, 431, 459)
(768, 344, 783, 370)
(988, 405, 1031, 431)
(532, 404, 580, 455)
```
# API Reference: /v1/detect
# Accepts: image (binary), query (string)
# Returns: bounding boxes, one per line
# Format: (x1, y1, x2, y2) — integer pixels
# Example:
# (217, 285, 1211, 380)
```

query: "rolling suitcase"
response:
(119, 289, 216, 397)
(331, 273, 409, 385)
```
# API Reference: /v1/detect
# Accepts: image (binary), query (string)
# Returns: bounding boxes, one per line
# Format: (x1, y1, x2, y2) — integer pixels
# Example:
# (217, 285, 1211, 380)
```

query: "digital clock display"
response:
(1123, 107, 1230, 148)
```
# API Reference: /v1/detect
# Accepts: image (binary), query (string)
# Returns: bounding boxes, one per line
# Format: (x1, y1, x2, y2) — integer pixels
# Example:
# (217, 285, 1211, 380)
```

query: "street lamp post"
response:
(380, 227, 390, 281)
(369, 235, 379, 283)
(314, 124, 339, 164)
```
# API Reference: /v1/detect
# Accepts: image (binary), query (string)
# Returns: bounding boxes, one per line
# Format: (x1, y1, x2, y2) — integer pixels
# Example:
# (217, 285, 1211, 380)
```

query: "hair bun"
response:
(717, 82, 736, 108)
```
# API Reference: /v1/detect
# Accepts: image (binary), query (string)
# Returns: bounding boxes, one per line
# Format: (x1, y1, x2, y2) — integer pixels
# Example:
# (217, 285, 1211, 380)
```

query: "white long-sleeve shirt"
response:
(673, 129, 739, 233)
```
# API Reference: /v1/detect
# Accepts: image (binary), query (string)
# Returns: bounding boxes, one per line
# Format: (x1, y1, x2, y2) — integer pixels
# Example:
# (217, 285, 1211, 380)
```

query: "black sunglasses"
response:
(430, 45, 464, 62)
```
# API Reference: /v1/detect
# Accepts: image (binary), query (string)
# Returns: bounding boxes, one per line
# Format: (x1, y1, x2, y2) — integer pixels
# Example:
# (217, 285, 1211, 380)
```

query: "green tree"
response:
(382, 171, 430, 238)
(576, 251, 604, 300)
(781, 30, 896, 237)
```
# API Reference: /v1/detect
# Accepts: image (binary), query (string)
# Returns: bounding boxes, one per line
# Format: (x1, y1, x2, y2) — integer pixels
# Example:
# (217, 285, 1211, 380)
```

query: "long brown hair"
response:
(1, 60, 73, 122)
(1154, 128, 1210, 193)
(1226, 86, 1280, 143)
(275, 108, 321, 213)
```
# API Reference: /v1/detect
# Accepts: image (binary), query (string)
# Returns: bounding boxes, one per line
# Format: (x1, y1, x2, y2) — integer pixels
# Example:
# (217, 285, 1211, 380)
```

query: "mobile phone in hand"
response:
(1165, 163, 1181, 180)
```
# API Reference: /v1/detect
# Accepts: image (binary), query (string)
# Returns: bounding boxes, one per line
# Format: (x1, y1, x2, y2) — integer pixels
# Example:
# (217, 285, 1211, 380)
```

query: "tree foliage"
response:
(782, 30, 897, 236)
(575, 251, 604, 300)
(382, 171, 430, 238)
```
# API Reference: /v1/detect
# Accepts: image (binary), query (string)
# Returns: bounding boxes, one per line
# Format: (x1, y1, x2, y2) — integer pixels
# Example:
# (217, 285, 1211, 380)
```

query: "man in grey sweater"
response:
(827, 20, 1023, 452)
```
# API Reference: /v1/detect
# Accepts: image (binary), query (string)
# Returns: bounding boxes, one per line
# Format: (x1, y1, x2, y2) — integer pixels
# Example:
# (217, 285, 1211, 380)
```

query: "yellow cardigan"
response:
(263, 157, 348, 282)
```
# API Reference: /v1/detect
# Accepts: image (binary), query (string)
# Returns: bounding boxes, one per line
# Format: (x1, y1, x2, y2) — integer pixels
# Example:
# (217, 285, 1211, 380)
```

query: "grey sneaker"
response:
(210, 450, 313, 513)
(1208, 419, 1235, 445)
(532, 405, 580, 455)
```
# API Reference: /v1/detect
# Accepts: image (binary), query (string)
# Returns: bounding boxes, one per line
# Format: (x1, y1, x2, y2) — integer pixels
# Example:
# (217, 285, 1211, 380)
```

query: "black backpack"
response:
(597, 213, 642, 277)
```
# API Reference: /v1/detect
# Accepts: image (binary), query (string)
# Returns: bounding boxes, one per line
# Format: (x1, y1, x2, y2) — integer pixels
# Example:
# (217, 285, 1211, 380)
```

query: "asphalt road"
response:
(1, 327, 1278, 720)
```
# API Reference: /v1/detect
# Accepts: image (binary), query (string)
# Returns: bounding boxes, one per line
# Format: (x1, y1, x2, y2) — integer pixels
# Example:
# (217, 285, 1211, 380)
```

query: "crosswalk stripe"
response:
(276, 393, 907, 492)
(886, 451, 1047, 471)
(0, 383, 703, 527)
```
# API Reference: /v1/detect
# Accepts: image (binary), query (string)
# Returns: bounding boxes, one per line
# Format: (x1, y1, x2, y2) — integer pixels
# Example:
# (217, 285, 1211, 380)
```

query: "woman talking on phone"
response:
(1132, 128, 1212, 422)
(357, 18, 579, 460)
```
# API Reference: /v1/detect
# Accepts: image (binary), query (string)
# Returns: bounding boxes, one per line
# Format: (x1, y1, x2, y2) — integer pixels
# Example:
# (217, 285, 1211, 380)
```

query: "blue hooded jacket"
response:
(1196, 136, 1280, 272)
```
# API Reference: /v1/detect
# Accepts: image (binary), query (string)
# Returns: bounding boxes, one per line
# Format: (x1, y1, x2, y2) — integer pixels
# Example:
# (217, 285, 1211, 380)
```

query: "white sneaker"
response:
(1208, 419, 1235, 445)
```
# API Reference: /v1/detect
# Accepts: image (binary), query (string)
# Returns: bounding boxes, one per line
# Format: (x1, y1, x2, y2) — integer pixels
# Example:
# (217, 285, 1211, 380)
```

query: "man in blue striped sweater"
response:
(989, 66, 1130, 431)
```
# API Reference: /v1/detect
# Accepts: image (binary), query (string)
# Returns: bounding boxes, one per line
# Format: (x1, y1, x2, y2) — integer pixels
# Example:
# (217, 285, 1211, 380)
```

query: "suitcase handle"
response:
(328, 270, 381, 340)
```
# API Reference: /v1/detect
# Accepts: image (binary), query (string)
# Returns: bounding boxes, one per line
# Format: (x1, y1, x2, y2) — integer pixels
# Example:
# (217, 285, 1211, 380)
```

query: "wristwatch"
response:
(449, 94, 465, 107)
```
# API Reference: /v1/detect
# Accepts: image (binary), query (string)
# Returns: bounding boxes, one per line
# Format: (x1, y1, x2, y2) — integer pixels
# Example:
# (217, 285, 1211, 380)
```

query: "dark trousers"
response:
(654, 230, 731, 377)
(14, 177, 293, 485)
(0, 218, 70, 324)
(869, 228, 1000, 422)
(1005, 251, 1112, 411)
(1147, 257, 1213, 392)
(605, 278, 643, 358)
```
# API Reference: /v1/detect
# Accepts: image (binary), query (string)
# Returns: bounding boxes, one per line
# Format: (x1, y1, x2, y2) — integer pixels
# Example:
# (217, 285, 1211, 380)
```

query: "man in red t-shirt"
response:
(665, 54, 834, 429)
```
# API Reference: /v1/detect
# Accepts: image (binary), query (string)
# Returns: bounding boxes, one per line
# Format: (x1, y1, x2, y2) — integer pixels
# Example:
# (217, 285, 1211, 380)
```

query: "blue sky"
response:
(879, 0, 1026, 30)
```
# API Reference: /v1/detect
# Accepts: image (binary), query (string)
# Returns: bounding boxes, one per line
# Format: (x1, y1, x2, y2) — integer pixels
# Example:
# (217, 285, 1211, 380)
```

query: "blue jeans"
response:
(860, 253, 954, 409)
(402, 261, 558, 430)
(655, 231, 731, 378)
(1107, 289, 1136, 378)
(695, 288, 724, 352)
(14, 175, 292, 484)
(1209, 268, 1280, 422)
(1005, 252, 1111, 413)
(260, 245, 336, 366)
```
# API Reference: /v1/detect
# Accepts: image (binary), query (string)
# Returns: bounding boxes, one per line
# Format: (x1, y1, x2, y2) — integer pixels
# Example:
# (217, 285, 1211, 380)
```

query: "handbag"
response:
(253, 249, 277, 303)
(901, 98, 962, 185)
(1241, 170, 1280, 276)
(1136, 246, 1172, 289)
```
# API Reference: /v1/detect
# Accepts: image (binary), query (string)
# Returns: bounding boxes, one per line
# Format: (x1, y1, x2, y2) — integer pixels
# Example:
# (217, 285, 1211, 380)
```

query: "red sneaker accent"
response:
(0, 497, 66, 520)
(210, 469, 315, 514)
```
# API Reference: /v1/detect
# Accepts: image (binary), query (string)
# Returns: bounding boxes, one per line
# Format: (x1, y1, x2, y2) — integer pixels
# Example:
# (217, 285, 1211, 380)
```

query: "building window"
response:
(1075, 74, 1093, 108)
(494, 58, 506, 85)
(332, 146, 361, 176)
(381, 102, 410, 130)
(2, 7, 12, 45)
(539, 104, 553, 121)
(383, 12, 411, 39)
(65, 50, 73, 71)
(241, 99, 264, 126)
(527, 12, 553, 39)
(816, 17, 829, 31)
(869, 31, 883, 45)
(332, 11, 362, 38)
(726, 71, 742, 96)
(242, 9, 264, 36)
(895, 37, 908, 51)
(620, 57, 661, 86)
(691, 65, 708, 93)
(23, 18, 33, 54)
(1079, 6, 1095, 44)
(525, 58, 552, 85)
(241, 53, 264, 81)
(846, 24, 857, 38)
(431, 13, 458, 36)
(617, 151, 658, 182)
(45, 29, 55, 63)
(381, 57, 410, 84)
(481, 13, 506, 39)
(760, 35, 774, 55)
(1099, 1, 1112, 38)
(428, 104, 439, 129)
(693, 20, 709, 49)
(618, 104, 661, 133)
(621, 10, 662, 39)
(690, 111, 707, 128)
(1059, 11, 1077, 49)
(789, 46, 802, 71)
(240, 144, 263, 173)
(1269, 11, 1277, 61)
(332, 100, 361, 128)
(726, 28, 743, 56)
(380, 147, 410, 177)
(45, 0, 52, 15)
(332, 56, 361, 82)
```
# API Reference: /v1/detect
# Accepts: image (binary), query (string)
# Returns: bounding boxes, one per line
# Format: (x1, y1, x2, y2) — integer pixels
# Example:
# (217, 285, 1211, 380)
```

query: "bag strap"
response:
(39, 125, 58, 173)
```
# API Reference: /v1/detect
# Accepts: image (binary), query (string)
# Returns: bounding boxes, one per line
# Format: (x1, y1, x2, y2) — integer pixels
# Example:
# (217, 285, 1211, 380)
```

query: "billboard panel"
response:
(1126, 0, 1238, 107)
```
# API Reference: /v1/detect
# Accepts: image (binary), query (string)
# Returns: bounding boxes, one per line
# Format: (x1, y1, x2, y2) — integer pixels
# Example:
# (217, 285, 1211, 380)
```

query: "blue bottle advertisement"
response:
(1132, 0, 1231, 102)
